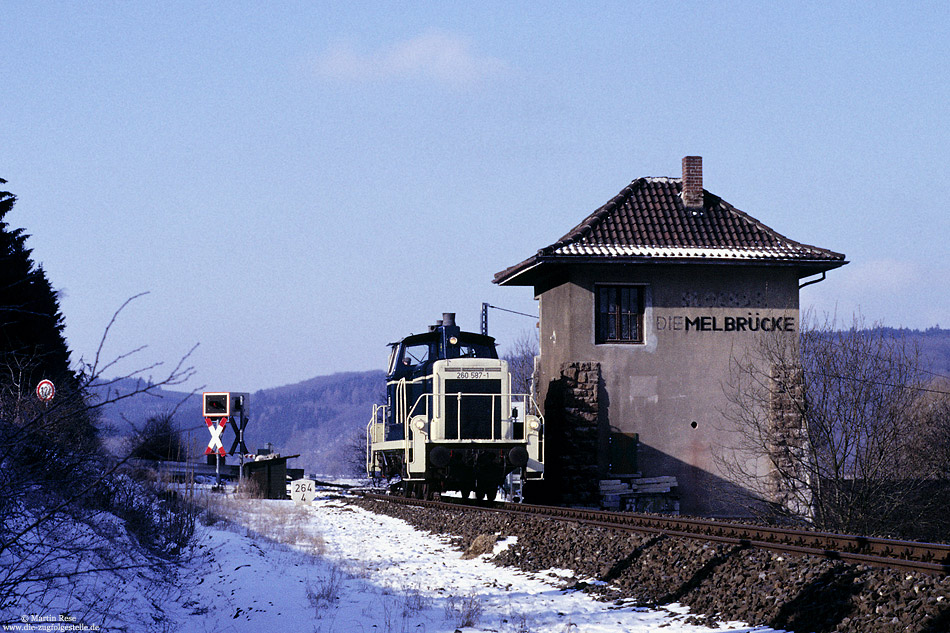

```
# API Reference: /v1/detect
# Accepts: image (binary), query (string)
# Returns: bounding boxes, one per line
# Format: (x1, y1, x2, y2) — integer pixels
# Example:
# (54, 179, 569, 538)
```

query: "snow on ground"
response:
(163, 490, 784, 633)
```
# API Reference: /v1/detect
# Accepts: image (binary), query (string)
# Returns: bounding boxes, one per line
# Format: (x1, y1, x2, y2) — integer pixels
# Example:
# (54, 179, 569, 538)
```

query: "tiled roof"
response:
(494, 177, 846, 285)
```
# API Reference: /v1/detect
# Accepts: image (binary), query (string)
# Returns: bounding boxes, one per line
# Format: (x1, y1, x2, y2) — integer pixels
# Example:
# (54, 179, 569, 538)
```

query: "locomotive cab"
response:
(367, 313, 544, 500)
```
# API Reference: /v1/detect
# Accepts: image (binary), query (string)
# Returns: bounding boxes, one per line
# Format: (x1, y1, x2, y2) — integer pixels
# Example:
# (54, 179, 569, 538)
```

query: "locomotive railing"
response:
(368, 390, 544, 477)
(404, 392, 542, 442)
(406, 392, 430, 422)
(366, 403, 389, 475)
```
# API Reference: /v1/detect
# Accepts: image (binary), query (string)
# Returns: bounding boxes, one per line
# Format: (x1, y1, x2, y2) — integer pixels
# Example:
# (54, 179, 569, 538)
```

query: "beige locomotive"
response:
(367, 313, 543, 501)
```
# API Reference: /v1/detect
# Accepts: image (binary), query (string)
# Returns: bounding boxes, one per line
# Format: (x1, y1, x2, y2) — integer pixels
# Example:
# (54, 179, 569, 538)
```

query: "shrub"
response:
(445, 592, 483, 628)
(95, 472, 199, 558)
(129, 412, 186, 462)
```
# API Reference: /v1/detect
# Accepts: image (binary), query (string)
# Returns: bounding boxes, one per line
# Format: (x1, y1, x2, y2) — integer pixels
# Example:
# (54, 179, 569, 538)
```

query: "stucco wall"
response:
(535, 263, 801, 516)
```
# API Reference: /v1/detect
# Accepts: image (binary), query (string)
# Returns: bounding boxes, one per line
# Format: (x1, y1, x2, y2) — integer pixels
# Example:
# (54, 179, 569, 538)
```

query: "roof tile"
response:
(541, 177, 844, 261)
(494, 176, 847, 286)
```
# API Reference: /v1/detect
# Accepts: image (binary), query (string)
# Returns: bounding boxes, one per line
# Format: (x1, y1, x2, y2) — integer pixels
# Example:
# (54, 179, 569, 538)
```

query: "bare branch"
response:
(718, 311, 950, 539)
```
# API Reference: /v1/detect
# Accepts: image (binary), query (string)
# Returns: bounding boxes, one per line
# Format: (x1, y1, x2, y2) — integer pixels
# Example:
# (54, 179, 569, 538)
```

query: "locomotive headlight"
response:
(528, 418, 541, 432)
(413, 418, 426, 431)
(449, 336, 458, 345)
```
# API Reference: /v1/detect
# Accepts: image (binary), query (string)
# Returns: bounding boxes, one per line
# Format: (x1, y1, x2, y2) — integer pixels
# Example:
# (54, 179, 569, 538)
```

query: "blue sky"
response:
(2, 2, 948, 392)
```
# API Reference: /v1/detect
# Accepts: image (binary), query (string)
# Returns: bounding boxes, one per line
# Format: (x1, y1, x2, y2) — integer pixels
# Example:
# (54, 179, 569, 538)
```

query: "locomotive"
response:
(366, 313, 544, 500)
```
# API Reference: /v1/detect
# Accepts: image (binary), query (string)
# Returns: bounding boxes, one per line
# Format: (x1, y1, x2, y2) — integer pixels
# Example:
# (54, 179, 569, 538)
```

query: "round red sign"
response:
(36, 379, 55, 402)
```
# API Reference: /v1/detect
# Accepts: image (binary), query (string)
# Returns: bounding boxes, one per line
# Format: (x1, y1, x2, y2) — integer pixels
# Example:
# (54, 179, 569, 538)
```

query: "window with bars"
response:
(595, 285, 645, 344)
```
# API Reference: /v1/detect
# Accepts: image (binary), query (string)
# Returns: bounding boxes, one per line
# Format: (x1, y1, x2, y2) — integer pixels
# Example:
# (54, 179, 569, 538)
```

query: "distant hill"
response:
(868, 327, 950, 377)
(92, 371, 385, 476)
(249, 371, 385, 476)
(92, 377, 200, 438)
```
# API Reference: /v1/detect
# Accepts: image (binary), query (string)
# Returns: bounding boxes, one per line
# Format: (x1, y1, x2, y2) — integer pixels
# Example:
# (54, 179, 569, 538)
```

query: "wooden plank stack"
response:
(599, 476, 679, 513)
(599, 479, 631, 510)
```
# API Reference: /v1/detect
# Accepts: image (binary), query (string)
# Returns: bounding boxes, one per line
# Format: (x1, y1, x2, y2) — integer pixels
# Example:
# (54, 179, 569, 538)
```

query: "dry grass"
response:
(201, 492, 325, 555)
(306, 564, 344, 616)
(444, 591, 483, 629)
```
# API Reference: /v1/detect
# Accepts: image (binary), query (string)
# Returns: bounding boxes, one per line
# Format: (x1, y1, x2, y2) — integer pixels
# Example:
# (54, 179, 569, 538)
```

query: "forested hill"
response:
(869, 327, 950, 376)
(249, 370, 385, 475)
(94, 370, 385, 476)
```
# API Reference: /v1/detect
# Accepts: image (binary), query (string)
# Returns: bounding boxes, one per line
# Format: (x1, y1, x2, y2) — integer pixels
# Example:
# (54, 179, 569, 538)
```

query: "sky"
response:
(2, 2, 948, 393)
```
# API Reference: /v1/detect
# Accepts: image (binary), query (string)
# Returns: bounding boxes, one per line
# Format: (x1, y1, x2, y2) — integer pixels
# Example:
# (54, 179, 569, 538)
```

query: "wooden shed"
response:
(242, 454, 300, 499)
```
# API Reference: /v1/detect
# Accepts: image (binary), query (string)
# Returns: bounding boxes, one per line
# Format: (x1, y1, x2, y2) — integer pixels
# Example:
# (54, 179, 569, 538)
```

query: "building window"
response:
(596, 285, 644, 344)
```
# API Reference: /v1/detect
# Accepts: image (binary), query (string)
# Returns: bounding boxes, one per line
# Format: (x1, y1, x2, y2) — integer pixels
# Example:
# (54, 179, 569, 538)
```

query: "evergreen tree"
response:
(0, 182, 74, 384)
(0, 179, 96, 452)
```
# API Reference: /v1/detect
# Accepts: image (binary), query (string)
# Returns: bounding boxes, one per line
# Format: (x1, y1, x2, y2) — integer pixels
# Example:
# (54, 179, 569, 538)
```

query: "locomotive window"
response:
(595, 285, 644, 344)
(387, 346, 399, 375)
(458, 343, 488, 358)
(402, 342, 430, 367)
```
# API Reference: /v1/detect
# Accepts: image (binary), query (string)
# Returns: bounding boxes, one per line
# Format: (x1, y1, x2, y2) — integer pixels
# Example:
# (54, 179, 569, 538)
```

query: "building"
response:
(494, 156, 846, 516)
(243, 453, 302, 499)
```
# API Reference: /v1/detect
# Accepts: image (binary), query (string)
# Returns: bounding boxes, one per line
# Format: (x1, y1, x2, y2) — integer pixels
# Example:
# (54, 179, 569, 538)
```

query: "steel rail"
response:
(359, 492, 950, 575)
(496, 502, 950, 567)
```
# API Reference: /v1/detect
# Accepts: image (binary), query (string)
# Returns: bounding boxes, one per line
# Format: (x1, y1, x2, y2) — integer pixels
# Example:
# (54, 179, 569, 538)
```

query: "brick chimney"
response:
(682, 155, 703, 209)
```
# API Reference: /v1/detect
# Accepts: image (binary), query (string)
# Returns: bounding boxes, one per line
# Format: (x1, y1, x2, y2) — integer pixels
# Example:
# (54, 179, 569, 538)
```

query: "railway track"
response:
(360, 492, 950, 575)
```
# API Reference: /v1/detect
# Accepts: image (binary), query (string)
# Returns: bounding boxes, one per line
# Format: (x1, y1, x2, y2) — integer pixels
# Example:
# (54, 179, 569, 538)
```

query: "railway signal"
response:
(201, 391, 251, 487)
(203, 392, 230, 418)
(202, 391, 233, 487)
(229, 393, 249, 456)
(204, 417, 228, 456)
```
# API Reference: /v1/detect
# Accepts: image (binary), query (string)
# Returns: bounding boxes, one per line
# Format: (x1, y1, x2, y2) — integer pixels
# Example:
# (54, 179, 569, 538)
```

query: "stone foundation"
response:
(541, 361, 604, 506)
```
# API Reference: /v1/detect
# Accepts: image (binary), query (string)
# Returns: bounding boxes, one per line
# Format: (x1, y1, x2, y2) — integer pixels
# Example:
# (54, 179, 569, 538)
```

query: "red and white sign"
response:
(204, 416, 229, 456)
(36, 379, 55, 402)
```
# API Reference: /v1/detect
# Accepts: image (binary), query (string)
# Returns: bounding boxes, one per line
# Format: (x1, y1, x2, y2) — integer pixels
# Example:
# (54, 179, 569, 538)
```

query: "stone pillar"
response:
(542, 361, 603, 506)
(768, 363, 811, 517)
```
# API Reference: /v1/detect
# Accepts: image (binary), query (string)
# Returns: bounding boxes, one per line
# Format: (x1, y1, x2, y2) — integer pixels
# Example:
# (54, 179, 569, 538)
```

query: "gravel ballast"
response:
(351, 497, 950, 633)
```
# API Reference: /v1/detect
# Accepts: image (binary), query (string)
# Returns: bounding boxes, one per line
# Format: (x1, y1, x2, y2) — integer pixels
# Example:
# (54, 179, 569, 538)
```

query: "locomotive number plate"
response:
(448, 367, 501, 380)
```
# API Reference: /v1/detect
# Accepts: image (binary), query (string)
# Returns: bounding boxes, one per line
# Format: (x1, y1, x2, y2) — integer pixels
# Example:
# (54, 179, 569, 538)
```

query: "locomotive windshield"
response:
(403, 342, 430, 365)
(388, 329, 497, 379)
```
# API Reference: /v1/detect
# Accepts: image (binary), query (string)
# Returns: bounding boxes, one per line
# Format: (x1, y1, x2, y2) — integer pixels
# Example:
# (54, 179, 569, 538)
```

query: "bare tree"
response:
(343, 427, 369, 479)
(720, 312, 950, 538)
(0, 295, 200, 622)
(904, 377, 950, 479)
(0, 182, 201, 620)
(503, 329, 539, 397)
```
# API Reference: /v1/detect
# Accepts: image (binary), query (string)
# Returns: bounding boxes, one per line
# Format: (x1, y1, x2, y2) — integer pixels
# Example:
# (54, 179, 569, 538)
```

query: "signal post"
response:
(203, 392, 250, 488)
